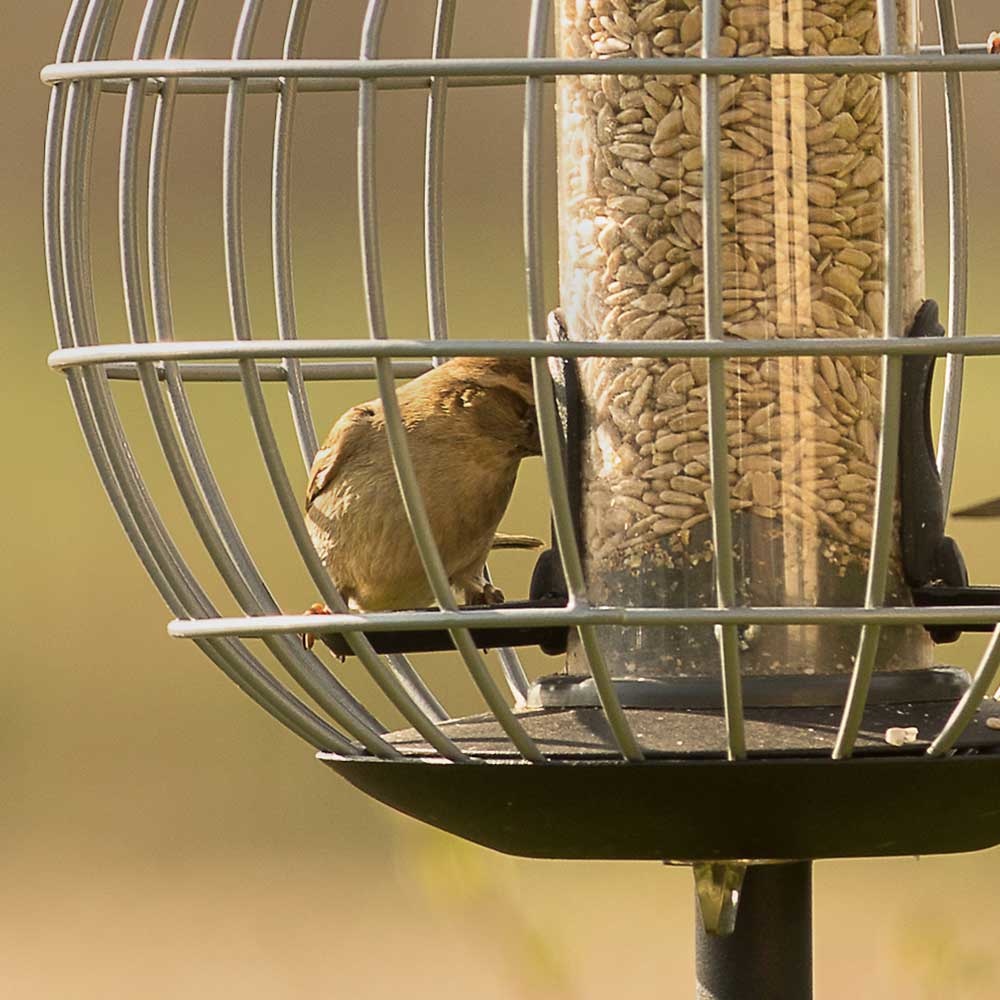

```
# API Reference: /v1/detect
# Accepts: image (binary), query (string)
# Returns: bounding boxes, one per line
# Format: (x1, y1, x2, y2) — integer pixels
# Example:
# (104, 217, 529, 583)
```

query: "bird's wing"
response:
(304, 444, 341, 510)
(305, 409, 373, 510)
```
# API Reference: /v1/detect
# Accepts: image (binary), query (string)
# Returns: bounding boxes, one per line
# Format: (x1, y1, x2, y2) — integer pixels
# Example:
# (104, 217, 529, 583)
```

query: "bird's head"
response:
(460, 356, 541, 458)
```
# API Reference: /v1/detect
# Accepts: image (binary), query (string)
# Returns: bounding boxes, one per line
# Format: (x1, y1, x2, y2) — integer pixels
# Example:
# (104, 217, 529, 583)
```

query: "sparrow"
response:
(303, 356, 542, 635)
(989, 31, 1000, 55)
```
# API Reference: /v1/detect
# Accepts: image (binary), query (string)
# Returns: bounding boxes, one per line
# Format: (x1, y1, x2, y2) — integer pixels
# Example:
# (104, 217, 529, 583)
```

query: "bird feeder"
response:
(43, 1, 1000, 997)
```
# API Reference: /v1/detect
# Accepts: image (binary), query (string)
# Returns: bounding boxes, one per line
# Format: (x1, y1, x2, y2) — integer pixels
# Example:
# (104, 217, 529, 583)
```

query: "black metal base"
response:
(321, 750, 1000, 861)
(696, 863, 812, 1000)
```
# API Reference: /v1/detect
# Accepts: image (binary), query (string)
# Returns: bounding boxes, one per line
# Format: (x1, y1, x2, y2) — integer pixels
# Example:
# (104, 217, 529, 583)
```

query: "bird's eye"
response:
(356, 405, 375, 418)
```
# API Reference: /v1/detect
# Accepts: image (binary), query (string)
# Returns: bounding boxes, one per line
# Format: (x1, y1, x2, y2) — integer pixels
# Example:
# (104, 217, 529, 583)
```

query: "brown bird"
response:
(303, 356, 542, 631)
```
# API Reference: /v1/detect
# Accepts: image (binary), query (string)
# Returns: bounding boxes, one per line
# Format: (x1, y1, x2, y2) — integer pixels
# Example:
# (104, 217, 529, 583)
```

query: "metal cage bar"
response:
(358, 0, 543, 763)
(933, 0, 969, 509)
(701, 0, 745, 762)
(50, 335, 1000, 368)
(168, 602, 1000, 641)
(834, 0, 908, 760)
(423, 0, 531, 710)
(927, 624, 1000, 756)
(273, 0, 319, 467)
(41, 51, 1000, 88)
(424, 0, 453, 352)
(96, 360, 433, 381)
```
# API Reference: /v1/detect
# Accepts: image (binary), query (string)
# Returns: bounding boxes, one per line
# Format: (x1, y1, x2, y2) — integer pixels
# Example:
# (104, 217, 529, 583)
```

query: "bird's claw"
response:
(301, 602, 331, 650)
(462, 582, 505, 607)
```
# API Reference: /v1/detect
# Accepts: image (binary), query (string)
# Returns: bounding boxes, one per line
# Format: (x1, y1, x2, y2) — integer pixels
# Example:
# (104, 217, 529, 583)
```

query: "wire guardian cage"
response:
(44, 0, 1000, 856)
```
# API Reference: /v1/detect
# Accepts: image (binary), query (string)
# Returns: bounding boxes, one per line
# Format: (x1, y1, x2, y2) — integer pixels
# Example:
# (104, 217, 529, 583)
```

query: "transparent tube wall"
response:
(556, 0, 932, 677)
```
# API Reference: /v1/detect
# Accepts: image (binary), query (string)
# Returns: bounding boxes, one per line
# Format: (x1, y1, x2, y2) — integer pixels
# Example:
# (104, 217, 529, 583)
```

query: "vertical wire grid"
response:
(701, 0, 746, 761)
(49, 0, 348, 750)
(151, 0, 386, 740)
(148, 0, 388, 742)
(79, 0, 356, 753)
(526, 0, 643, 761)
(359, 0, 544, 763)
(933, 0, 968, 509)
(423, 0, 531, 708)
(125, 0, 390, 751)
(927, 625, 1000, 756)
(223, 0, 468, 760)
(833, 0, 907, 759)
(273, 0, 320, 466)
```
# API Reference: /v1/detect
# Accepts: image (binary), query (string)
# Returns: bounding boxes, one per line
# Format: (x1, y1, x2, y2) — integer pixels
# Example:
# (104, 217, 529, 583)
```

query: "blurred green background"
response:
(6, 2, 1000, 997)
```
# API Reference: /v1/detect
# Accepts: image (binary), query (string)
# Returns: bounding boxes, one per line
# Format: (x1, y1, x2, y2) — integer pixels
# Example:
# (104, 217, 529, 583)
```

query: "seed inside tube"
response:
(884, 727, 919, 747)
(555, 0, 931, 678)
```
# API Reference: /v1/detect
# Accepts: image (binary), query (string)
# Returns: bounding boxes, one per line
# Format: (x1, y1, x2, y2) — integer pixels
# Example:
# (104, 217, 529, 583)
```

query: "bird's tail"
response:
(491, 533, 544, 550)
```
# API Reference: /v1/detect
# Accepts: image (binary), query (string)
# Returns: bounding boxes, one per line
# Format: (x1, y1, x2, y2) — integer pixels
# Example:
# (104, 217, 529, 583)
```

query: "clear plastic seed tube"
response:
(555, 0, 932, 677)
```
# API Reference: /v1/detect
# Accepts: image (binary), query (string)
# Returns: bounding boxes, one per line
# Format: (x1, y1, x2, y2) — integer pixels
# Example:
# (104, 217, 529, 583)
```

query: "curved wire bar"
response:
(833, 0, 907, 760)
(933, 0, 969, 509)
(169, 603, 1000, 641)
(59, 40, 999, 96)
(127, 0, 392, 750)
(926, 625, 1000, 756)
(41, 50, 1000, 88)
(97, 360, 433, 381)
(273, 0, 318, 467)
(48, 0, 351, 752)
(97, 75, 540, 97)
(423, 0, 530, 709)
(701, 0, 745, 761)
(221, 0, 467, 760)
(358, 0, 543, 763)
(525, 0, 642, 761)
(424, 0, 454, 352)
(268, 0, 447, 724)
(49, 334, 1000, 369)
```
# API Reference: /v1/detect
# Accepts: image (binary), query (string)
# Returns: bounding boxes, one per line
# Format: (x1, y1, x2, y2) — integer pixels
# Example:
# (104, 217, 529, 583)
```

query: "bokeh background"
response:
(6, 2, 1000, 996)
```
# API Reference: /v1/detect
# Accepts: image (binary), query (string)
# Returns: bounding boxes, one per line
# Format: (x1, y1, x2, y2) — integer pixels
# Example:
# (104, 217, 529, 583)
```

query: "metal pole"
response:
(695, 862, 813, 1000)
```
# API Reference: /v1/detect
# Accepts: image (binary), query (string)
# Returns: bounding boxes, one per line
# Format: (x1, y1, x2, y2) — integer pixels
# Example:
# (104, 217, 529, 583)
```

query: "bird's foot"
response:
(301, 602, 331, 650)
(463, 582, 505, 606)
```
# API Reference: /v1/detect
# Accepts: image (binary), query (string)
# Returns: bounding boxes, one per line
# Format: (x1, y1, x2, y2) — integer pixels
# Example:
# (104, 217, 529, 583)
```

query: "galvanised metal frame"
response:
(44, 0, 1000, 765)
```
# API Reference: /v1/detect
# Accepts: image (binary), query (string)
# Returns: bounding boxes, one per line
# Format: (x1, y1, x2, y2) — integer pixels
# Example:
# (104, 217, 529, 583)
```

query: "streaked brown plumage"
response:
(304, 356, 541, 615)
